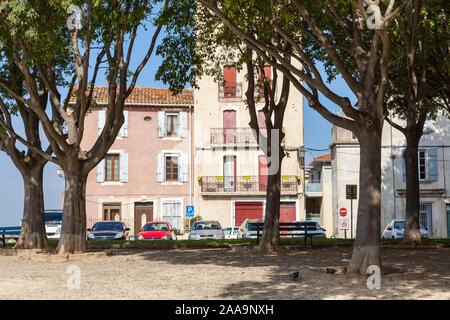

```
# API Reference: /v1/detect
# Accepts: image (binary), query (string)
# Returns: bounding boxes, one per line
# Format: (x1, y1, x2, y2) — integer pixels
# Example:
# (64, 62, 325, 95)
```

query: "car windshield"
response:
(44, 212, 62, 224)
(192, 222, 221, 230)
(143, 223, 169, 231)
(92, 222, 123, 231)
(223, 228, 231, 236)
(394, 221, 405, 229)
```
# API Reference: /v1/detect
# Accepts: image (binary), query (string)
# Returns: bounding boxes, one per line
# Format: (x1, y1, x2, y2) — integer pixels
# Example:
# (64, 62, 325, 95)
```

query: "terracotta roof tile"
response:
(69, 86, 193, 106)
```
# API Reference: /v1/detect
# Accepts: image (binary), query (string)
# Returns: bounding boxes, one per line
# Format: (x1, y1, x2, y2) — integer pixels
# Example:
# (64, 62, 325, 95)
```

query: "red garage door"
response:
(280, 202, 296, 223)
(234, 202, 263, 228)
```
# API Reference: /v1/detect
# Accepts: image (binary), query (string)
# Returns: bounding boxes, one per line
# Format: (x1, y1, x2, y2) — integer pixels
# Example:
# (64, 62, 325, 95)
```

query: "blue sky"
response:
(0, 24, 355, 227)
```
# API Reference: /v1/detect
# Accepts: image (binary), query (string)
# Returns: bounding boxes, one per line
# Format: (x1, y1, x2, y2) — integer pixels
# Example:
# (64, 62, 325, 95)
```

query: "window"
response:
(163, 200, 182, 231)
(165, 155, 179, 181)
(166, 113, 179, 137)
(105, 154, 120, 181)
(418, 150, 427, 181)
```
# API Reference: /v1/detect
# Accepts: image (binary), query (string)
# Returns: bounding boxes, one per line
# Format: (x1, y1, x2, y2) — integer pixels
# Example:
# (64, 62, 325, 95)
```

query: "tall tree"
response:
(0, 3, 71, 249)
(0, 0, 183, 254)
(385, 0, 449, 245)
(197, 0, 407, 274)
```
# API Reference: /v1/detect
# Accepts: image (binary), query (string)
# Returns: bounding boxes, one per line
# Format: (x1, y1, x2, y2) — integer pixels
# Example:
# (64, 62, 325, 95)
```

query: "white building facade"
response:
(330, 114, 450, 238)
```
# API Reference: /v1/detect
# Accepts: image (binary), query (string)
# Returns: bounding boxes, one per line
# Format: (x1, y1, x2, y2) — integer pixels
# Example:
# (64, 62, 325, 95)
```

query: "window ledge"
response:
(162, 137, 183, 141)
(161, 181, 184, 186)
(101, 181, 124, 186)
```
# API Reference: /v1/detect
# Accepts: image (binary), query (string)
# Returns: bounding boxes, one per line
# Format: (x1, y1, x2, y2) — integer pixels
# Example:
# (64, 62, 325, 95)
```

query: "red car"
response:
(137, 221, 177, 240)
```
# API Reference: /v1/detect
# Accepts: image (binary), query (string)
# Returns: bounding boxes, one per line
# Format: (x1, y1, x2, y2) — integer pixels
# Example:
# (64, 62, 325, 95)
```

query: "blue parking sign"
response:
(186, 205, 194, 217)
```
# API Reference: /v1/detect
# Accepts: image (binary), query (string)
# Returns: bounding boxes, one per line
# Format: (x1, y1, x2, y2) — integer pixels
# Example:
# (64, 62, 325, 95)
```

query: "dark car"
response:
(87, 221, 130, 240)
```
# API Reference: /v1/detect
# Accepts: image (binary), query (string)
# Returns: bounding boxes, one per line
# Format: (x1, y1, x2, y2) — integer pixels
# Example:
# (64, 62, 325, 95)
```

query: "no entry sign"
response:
(339, 208, 347, 217)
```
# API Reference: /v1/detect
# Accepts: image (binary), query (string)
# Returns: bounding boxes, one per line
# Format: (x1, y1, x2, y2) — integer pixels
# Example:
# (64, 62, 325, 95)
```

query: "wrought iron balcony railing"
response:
(210, 128, 285, 147)
(200, 175, 298, 193)
(218, 82, 242, 99)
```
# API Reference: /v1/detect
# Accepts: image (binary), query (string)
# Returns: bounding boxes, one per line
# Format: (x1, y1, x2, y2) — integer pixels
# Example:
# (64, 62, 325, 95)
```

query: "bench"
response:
(254, 222, 314, 248)
(0, 226, 21, 246)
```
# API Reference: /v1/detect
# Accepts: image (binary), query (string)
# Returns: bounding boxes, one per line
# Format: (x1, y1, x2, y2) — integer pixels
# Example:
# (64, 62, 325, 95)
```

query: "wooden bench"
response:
(254, 222, 314, 248)
(0, 226, 21, 246)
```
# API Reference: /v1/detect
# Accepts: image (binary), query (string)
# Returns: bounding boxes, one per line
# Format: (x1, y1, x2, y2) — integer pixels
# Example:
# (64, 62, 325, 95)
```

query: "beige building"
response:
(305, 154, 333, 237)
(192, 65, 305, 229)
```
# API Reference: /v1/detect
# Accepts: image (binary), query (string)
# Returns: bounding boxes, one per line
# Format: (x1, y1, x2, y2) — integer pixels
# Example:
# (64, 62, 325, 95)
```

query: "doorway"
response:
(134, 202, 153, 236)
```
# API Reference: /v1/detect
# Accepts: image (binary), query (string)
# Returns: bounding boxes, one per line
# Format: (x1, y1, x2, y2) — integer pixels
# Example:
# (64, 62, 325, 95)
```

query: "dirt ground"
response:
(0, 246, 449, 300)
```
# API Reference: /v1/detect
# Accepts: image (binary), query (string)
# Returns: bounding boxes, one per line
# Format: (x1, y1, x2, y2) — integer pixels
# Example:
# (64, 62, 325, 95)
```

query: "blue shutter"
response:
(428, 148, 438, 181)
(401, 149, 406, 182)
(96, 159, 105, 182)
(98, 110, 106, 136)
(120, 153, 129, 182)
(157, 111, 165, 137)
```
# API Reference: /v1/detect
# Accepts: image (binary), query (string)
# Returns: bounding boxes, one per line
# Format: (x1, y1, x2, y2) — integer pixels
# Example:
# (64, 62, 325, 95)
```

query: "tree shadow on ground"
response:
(110, 246, 450, 299)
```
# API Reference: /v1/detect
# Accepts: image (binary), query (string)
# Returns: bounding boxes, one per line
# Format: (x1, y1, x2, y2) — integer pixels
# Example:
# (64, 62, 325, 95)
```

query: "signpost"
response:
(186, 206, 194, 231)
(346, 184, 357, 238)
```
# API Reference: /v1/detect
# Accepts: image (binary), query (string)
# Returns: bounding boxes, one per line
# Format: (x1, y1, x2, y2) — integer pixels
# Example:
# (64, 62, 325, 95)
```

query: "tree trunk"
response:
(259, 168, 282, 250)
(403, 135, 422, 246)
(347, 127, 383, 274)
(55, 169, 88, 255)
(15, 163, 49, 250)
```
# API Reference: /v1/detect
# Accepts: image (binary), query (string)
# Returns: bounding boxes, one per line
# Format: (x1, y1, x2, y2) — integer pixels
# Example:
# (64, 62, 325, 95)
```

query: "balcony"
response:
(210, 128, 285, 148)
(210, 128, 258, 147)
(218, 82, 242, 100)
(305, 182, 322, 196)
(200, 175, 299, 196)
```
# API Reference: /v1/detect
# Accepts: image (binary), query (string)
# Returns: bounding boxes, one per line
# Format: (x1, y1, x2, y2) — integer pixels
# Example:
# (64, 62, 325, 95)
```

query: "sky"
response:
(0, 22, 356, 227)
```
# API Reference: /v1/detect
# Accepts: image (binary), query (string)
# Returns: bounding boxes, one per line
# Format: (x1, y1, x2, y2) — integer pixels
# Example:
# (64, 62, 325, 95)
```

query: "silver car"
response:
(237, 219, 264, 239)
(189, 221, 225, 240)
(382, 219, 428, 239)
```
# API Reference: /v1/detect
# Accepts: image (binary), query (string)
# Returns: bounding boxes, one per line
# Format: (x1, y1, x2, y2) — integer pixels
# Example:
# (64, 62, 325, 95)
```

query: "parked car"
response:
(137, 221, 177, 240)
(382, 219, 428, 239)
(237, 219, 264, 239)
(189, 220, 225, 240)
(44, 210, 63, 240)
(291, 221, 326, 238)
(87, 221, 130, 240)
(223, 227, 239, 240)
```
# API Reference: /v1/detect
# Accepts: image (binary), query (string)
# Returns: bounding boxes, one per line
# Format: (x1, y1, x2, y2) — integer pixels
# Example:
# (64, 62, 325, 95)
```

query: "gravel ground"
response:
(0, 246, 449, 300)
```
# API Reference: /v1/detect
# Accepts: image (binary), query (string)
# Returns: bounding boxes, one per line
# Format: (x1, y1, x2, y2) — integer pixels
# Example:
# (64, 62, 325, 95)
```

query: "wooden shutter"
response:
(156, 153, 165, 182)
(120, 153, 129, 182)
(179, 153, 189, 182)
(157, 111, 165, 137)
(428, 148, 438, 181)
(98, 110, 106, 136)
(96, 159, 105, 182)
(179, 111, 188, 138)
(119, 110, 128, 138)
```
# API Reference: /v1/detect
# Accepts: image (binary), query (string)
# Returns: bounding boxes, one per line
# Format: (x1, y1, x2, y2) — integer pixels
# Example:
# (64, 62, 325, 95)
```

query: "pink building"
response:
(79, 87, 194, 236)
